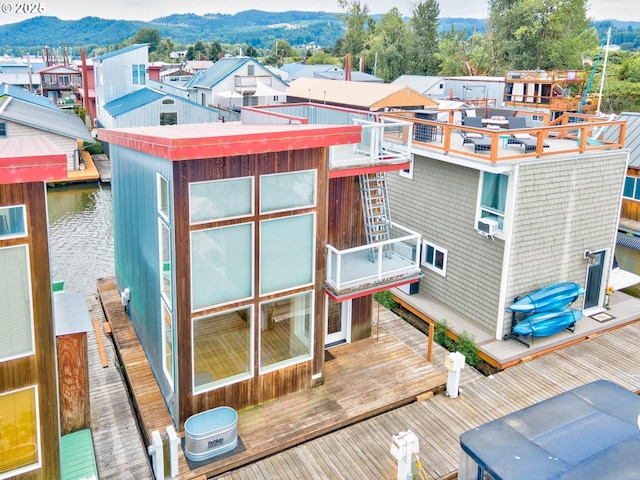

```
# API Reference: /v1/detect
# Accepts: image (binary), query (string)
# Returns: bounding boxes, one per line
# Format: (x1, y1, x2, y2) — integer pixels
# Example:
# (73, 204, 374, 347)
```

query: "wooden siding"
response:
(57, 333, 90, 435)
(172, 148, 328, 426)
(621, 167, 640, 221)
(327, 176, 373, 340)
(0, 182, 60, 479)
(386, 156, 504, 336)
(4, 120, 79, 171)
(506, 152, 627, 336)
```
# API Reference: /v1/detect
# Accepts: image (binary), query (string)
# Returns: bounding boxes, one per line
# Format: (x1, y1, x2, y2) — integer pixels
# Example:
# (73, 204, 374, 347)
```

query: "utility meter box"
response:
(445, 351, 466, 372)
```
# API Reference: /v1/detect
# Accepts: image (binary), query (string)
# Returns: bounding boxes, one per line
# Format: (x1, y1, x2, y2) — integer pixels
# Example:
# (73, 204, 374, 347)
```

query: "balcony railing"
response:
(325, 223, 422, 298)
(383, 111, 626, 164)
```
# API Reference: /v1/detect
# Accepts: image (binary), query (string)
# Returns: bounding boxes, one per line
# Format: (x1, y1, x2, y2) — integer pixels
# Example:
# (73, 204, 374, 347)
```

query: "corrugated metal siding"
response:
(94, 46, 149, 115)
(387, 155, 504, 335)
(620, 112, 640, 168)
(5, 120, 79, 171)
(112, 145, 174, 399)
(504, 151, 628, 337)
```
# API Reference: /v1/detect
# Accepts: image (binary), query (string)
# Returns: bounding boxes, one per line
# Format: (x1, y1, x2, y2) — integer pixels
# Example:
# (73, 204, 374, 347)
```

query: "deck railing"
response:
(325, 223, 422, 296)
(383, 112, 626, 164)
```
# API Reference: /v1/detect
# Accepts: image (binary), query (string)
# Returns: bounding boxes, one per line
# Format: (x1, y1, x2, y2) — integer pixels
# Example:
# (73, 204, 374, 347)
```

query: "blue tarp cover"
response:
(460, 380, 640, 479)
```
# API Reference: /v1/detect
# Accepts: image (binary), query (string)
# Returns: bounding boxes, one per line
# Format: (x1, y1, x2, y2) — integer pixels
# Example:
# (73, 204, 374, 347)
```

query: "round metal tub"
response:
(184, 406, 238, 462)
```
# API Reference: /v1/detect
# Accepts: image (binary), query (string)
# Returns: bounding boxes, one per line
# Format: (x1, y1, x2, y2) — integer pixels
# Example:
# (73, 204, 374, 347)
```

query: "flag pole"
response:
(596, 27, 611, 115)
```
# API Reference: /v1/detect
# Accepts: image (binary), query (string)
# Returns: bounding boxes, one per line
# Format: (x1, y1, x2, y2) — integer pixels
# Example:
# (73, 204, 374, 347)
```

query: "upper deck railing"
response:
(242, 103, 413, 170)
(382, 111, 626, 165)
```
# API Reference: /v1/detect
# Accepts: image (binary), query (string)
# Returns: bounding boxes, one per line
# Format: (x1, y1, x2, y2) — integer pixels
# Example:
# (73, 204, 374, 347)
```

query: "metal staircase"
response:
(359, 172, 392, 259)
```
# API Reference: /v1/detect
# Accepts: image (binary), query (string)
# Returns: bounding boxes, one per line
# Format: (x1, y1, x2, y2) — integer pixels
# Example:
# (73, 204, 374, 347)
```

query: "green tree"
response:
(306, 50, 340, 65)
(363, 8, 410, 82)
(488, 0, 598, 70)
(337, 0, 374, 58)
(436, 27, 467, 76)
(409, 0, 440, 75)
(130, 28, 161, 52)
(209, 41, 223, 61)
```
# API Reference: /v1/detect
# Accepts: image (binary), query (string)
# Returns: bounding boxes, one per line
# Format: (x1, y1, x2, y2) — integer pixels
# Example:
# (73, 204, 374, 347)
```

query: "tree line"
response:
(115, 0, 640, 113)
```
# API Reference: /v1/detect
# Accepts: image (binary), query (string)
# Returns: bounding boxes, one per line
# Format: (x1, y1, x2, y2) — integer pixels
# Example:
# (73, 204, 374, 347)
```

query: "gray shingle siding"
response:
(387, 154, 504, 335)
(504, 151, 627, 337)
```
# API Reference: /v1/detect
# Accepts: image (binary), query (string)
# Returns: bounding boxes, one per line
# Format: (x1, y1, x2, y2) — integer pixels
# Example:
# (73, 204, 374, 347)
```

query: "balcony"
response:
(325, 223, 422, 300)
(242, 103, 413, 174)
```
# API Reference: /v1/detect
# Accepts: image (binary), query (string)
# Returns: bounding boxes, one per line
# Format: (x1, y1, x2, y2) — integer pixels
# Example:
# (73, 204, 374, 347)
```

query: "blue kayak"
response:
(509, 282, 585, 314)
(513, 308, 583, 337)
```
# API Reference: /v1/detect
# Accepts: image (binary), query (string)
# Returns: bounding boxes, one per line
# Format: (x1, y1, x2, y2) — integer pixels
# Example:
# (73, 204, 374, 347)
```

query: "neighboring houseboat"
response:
(97, 109, 420, 427)
(379, 108, 628, 351)
(92, 44, 218, 129)
(0, 137, 67, 479)
(618, 112, 640, 229)
(0, 82, 95, 180)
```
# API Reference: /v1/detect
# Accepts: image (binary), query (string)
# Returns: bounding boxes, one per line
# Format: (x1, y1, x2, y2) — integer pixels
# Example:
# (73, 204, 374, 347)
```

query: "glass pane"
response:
(159, 221, 171, 304)
(162, 303, 173, 387)
(260, 292, 312, 369)
(425, 245, 434, 265)
(434, 250, 445, 270)
(634, 179, 640, 200)
(193, 307, 252, 392)
(0, 205, 26, 238)
(260, 214, 314, 294)
(158, 175, 169, 219)
(481, 172, 508, 214)
(260, 170, 317, 213)
(191, 224, 253, 310)
(190, 177, 253, 223)
(0, 387, 39, 475)
(623, 177, 635, 198)
(0, 245, 34, 361)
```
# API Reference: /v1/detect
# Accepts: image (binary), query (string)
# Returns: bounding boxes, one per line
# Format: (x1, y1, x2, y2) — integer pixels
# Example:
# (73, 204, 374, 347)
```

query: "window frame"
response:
(191, 305, 254, 394)
(259, 169, 317, 214)
(161, 301, 174, 390)
(157, 174, 170, 222)
(189, 176, 254, 225)
(399, 154, 414, 179)
(0, 244, 36, 363)
(0, 204, 27, 239)
(477, 171, 509, 235)
(0, 385, 41, 479)
(0, 121, 7, 138)
(421, 240, 447, 276)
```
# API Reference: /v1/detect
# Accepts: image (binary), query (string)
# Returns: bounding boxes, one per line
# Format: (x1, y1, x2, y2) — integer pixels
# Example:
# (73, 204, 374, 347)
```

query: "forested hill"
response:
(0, 11, 636, 52)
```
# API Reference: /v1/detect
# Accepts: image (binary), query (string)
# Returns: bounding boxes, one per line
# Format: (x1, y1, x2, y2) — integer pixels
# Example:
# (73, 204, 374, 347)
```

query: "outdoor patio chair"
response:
(507, 117, 549, 153)
(460, 117, 492, 153)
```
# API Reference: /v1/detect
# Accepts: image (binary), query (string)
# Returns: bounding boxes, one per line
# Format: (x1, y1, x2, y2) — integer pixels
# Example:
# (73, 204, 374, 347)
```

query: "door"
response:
(584, 250, 605, 310)
(325, 296, 351, 347)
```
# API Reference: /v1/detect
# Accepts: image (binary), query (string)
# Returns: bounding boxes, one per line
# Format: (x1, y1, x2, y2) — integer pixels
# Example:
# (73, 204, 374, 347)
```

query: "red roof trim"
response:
(98, 125, 362, 161)
(0, 137, 67, 184)
(329, 161, 411, 179)
(325, 278, 419, 302)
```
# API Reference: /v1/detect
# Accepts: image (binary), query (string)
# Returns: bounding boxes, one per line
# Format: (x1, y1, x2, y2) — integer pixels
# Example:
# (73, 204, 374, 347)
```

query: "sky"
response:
(0, 0, 638, 25)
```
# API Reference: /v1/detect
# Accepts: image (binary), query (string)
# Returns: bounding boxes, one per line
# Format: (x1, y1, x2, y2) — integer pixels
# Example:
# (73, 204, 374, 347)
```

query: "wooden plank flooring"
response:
(84, 293, 153, 480)
(96, 277, 447, 479)
(214, 302, 640, 480)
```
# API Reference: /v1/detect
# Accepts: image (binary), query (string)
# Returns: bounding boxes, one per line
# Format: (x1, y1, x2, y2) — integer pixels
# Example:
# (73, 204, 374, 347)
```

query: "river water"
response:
(46, 183, 640, 296)
(47, 183, 114, 295)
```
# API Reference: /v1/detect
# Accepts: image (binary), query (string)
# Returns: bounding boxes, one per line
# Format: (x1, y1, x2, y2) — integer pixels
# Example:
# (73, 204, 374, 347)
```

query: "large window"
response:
(191, 224, 254, 310)
(260, 213, 315, 295)
(0, 386, 40, 477)
(421, 240, 447, 276)
(190, 177, 253, 224)
(0, 122, 7, 138)
(157, 174, 170, 221)
(260, 292, 312, 372)
(479, 172, 508, 230)
(132, 64, 146, 85)
(0, 205, 26, 239)
(0, 245, 35, 362)
(160, 112, 177, 126)
(260, 170, 317, 213)
(192, 306, 253, 393)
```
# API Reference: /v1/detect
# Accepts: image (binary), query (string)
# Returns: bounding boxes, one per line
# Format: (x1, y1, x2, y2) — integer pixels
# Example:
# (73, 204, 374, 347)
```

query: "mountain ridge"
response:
(0, 11, 635, 52)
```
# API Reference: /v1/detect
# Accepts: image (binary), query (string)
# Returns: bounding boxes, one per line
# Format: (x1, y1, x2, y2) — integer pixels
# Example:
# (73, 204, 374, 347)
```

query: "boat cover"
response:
(459, 380, 640, 480)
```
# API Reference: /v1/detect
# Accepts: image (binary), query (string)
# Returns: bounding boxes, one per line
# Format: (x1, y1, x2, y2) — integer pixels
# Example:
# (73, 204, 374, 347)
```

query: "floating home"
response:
(98, 112, 420, 426)
(0, 137, 67, 479)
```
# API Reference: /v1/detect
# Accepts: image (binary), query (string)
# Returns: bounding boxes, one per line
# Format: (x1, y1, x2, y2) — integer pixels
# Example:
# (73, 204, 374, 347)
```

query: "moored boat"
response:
(508, 282, 585, 314)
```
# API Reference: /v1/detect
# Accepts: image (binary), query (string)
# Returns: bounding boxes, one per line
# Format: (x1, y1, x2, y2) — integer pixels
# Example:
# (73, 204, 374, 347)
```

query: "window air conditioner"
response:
(477, 218, 499, 235)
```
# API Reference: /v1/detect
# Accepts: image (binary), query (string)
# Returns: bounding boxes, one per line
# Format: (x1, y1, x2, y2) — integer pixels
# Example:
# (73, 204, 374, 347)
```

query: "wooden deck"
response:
(95, 276, 447, 479)
(213, 301, 640, 480)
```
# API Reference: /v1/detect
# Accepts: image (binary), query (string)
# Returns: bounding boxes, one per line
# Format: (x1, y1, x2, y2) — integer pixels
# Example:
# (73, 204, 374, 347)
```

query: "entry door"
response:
(584, 250, 605, 310)
(325, 297, 351, 347)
